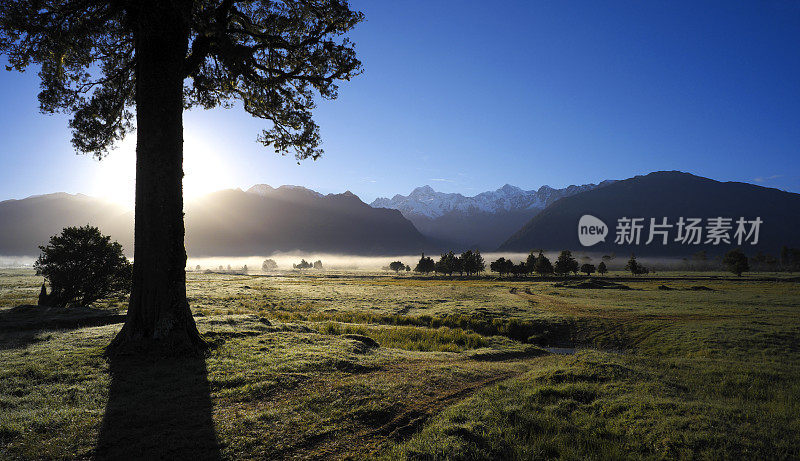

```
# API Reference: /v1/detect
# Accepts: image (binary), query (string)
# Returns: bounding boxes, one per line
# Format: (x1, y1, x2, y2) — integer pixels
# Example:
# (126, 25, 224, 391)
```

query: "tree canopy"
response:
(0, 0, 363, 160)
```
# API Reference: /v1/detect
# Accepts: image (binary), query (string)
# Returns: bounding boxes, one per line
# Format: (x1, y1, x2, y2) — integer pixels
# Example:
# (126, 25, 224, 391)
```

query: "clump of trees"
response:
(35, 225, 132, 307)
(490, 257, 514, 276)
(293, 259, 323, 270)
(293, 259, 313, 270)
(581, 263, 596, 276)
(413, 250, 485, 276)
(262, 259, 278, 271)
(625, 255, 649, 275)
(723, 249, 749, 276)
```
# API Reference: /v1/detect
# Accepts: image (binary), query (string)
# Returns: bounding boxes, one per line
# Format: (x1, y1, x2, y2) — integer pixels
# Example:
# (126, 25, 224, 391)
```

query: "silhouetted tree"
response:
(435, 251, 459, 276)
(723, 249, 749, 276)
(597, 261, 608, 275)
(474, 250, 485, 275)
(0, 0, 363, 354)
(414, 253, 435, 274)
(460, 250, 484, 276)
(526, 251, 538, 274)
(534, 251, 554, 276)
(313, 260, 323, 270)
(405, 265, 411, 272)
(34, 225, 131, 307)
(554, 250, 578, 276)
(195, 265, 201, 271)
(262, 259, 278, 271)
(580, 263, 596, 276)
(389, 261, 405, 273)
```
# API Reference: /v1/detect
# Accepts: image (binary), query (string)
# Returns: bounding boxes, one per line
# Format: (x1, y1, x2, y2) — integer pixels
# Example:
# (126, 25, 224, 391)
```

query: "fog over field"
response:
(187, 253, 534, 271)
(186, 252, 688, 272)
(0, 252, 694, 271)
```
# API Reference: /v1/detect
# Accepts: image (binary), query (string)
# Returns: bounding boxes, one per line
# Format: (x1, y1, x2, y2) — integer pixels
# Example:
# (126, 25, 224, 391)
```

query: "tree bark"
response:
(107, 0, 204, 355)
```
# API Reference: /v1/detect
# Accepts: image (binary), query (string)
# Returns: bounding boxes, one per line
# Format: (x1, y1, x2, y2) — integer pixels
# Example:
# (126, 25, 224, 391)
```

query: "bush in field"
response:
(262, 259, 278, 271)
(34, 225, 131, 307)
(580, 263, 596, 276)
(389, 261, 405, 273)
(723, 249, 749, 276)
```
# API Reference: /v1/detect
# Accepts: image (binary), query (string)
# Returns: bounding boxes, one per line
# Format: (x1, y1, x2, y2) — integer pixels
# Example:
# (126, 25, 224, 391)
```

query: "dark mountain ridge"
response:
(499, 171, 800, 257)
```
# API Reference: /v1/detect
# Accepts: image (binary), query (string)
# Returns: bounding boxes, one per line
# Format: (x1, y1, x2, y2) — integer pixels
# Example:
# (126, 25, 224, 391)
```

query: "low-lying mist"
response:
(189, 252, 528, 271)
(0, 252, 701, 272)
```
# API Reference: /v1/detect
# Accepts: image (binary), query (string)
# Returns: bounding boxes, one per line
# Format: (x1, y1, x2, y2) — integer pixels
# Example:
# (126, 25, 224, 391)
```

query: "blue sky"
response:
(1, 0, 799, 207)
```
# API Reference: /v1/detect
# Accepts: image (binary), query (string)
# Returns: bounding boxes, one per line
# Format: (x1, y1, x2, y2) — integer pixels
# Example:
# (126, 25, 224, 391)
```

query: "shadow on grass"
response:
(95, 355, 221, 460)
(0, 305, 125, 350)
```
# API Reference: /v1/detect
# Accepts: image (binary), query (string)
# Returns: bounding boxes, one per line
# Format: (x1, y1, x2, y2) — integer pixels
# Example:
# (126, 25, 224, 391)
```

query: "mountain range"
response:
(499, 171, 800, 256)
(1, 171, 798, 259)
(370, 181, 615, 249)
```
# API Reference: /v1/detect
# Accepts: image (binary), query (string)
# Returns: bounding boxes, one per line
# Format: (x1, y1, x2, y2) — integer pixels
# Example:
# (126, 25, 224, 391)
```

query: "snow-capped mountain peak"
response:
(370, 181, 612, 219)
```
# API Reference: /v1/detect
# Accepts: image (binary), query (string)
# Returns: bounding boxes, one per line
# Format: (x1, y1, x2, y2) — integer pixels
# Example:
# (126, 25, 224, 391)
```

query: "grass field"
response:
(1, 269, 799, 459)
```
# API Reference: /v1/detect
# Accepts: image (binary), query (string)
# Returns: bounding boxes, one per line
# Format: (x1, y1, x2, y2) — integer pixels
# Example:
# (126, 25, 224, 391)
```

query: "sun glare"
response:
(90, 130, 235, 209)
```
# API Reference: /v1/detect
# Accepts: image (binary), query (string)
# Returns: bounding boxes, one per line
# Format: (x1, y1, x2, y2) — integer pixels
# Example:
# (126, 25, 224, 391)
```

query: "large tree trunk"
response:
(107, 0, 204, 355)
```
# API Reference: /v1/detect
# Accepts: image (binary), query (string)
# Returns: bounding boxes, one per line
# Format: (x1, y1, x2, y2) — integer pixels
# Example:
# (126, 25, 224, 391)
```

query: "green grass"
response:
(0, 269, 799, 459)
(317, 321, 490, 352)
